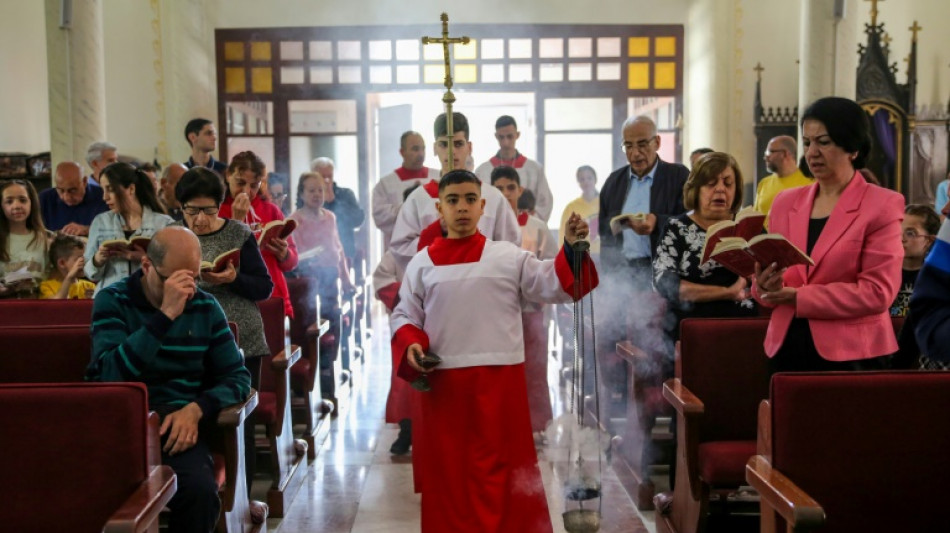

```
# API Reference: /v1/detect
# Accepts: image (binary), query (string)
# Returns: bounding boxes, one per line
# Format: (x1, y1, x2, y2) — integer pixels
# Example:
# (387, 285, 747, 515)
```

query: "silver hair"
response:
(310, 157, 334, 171)
(85, 141, 118, 166)
(621, 116, 657, 138)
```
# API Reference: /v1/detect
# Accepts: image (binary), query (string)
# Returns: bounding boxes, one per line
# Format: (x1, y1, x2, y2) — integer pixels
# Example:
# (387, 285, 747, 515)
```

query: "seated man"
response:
(86, 226, 251, 533)
(38, 161, 109, 235)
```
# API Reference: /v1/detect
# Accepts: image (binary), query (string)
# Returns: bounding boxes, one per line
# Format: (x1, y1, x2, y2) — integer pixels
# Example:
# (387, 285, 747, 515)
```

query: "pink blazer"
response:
(754, 173, 904, 361)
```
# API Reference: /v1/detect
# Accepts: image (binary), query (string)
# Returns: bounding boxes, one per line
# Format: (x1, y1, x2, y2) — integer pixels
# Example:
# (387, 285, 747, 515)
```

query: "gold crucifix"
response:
(753, 62, 764, 83)
(864, 0, 884, 27)
(422, 13, 471, 171)
(909, 20, 922, 43)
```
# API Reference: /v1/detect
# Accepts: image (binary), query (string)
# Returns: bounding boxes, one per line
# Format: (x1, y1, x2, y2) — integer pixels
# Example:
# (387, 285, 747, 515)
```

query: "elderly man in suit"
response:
(596, 115, 689, 421)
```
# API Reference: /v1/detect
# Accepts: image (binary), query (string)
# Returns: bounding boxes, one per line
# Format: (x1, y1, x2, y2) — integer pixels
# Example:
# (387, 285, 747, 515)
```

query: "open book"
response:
(200, 248, 241, 273)
(1, 267, 34, 286)
(700, 207, 768, 264)
(710, 234, 813, 278)
(609, 212, 647, 235)
(100, 235, 151, 253)
(257, 219, 297, 248)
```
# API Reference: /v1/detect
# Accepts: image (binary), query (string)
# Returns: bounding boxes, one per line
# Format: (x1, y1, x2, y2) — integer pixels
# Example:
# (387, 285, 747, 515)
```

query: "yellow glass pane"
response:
(251, 67, 272, 93)
(628, 63, 649, 89)
(655, 37, 676, 57)
(454, 39, 477, 60)
(454, 64, 477, 84)
(224, 42, 245, 61)
(654, 62, 676, 89)
(250, 42, 272, 61)
(628, 37, 649, 57)
(225, 67, 245, 93)
(424, 64, 444, 84)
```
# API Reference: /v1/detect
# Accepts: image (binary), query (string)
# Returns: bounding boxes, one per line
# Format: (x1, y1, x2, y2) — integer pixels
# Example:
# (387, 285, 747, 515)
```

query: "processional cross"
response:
(864, 0, 884, 27)
(422, 13, 470, 170)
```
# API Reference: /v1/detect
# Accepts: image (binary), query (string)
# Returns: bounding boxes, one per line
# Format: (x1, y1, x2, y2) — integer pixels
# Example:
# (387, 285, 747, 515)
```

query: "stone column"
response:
(685, 0, 733, 153)
(45, 0, 106, 167)
(798, 0, 839, 112)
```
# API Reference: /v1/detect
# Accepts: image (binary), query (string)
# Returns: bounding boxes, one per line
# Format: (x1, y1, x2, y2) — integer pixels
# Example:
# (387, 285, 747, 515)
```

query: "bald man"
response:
(39, 161, 109, 235)
(754, 135, 813, 226)
(87, 226, 251, 533)
(160, 163, 189, 221)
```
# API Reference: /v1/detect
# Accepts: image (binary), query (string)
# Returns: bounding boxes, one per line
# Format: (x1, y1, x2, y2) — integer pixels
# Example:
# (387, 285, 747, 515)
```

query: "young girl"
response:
(891, 204, 940, 317)
(0, 180, 49, 298)
(84, 162, 173, 294)
(289, 172, 354, 293)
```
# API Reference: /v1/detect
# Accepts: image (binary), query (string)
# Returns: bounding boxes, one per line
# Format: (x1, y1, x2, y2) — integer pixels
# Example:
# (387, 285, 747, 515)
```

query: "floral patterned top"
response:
(653, 213, 757, 340)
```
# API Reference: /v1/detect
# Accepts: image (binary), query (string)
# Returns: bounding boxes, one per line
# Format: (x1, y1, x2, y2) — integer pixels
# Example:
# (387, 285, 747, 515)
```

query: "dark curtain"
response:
(872, 109, 898, 190)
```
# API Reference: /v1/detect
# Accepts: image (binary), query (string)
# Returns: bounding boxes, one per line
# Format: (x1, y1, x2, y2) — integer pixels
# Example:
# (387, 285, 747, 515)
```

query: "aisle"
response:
(270, 312, 656, 532)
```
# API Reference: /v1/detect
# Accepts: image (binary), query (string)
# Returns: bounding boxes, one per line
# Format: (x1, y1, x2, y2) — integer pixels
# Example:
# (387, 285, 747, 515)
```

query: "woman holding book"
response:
(85, 162, 172, 295)
(218, 151, 298, 317)
(654, 152, 757, 342)
(753, 96, 904, 373)
(175, 167, 273, 491)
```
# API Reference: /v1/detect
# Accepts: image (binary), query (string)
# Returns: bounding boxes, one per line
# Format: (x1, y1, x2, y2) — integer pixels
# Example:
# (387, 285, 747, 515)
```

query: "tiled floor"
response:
(257, 310, 657, 532)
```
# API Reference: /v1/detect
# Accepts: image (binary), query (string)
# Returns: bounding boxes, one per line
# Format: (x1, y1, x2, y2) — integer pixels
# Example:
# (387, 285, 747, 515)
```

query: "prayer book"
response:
(100, 235, 151, 253)
(700, 207, 768, 264)
(608, 212, 647, 235)
(200, 248, 241, 273)
(710, 234, 813, 278)
(1, 267, 33, 286)
(257, 219, 297, 248)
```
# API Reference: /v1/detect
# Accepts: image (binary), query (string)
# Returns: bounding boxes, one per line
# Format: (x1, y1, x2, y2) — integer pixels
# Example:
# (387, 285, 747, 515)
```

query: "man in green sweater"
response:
(87, 226, 250, 533)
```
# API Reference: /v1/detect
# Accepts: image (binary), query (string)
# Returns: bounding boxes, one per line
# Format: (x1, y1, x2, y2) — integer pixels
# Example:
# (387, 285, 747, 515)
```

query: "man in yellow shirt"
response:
(559, 165, 600, 254)
(754, 136, 813, 228)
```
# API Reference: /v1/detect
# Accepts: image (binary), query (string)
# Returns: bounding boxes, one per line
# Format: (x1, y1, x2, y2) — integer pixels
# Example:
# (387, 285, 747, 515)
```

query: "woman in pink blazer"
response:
(753, 97, 904, 373)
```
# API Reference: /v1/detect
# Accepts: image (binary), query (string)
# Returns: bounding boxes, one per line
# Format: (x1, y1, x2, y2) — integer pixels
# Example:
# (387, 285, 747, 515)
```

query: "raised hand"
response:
(159, 269, 197, 320)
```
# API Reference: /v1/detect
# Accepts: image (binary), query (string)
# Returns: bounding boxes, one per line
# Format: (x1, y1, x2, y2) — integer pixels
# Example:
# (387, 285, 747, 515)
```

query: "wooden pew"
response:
(286, 276, 335, 460)
(0, 319, 263, 533)
(747, 371, 950, 533)
(255, 297, 308, 517)
(0, 298, 93, 326)
(658, 317, 772, 533)
(0, 382, 176, 532)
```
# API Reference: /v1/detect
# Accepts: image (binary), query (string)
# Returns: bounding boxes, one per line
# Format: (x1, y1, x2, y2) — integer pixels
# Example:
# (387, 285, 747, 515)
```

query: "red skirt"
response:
(523, 311, 553, 433)
(417, 364, 553, 533)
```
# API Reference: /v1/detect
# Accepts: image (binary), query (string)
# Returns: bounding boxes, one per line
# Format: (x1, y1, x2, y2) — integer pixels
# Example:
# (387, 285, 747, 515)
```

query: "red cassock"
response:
(391, 232, 597, 532)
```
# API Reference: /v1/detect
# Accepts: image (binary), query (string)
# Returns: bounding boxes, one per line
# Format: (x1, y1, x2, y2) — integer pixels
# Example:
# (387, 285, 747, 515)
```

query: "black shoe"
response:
(390, 419, 412, 455)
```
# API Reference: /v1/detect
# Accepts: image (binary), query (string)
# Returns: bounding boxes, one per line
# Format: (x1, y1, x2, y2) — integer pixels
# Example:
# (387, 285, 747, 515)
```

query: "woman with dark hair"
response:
(85, 162, 172, 294)
(753, 96, 904, 373)
(218, 151, 298, 317)
(174, 166, 273, 493)
(653, 152, 757, 343)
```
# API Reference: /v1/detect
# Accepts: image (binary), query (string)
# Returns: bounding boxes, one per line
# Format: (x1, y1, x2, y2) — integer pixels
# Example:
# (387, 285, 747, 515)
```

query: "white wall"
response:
(0, 0, 50, 153)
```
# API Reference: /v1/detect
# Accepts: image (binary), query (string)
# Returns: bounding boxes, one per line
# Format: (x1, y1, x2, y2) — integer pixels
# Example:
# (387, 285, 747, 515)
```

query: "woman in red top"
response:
(218, 151, 298, 317)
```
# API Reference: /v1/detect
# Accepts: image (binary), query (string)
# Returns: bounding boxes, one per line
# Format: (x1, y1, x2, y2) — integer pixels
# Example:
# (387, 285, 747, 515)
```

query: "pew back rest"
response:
(0, 298, 94, 326)
(286, 276, 318, 347)
(770, 372, 950, 532)
(0, 382, 151, 532)
(678, 317, 771, 442)
(0, 325, 91, 383)
(257, 297, 287, 391)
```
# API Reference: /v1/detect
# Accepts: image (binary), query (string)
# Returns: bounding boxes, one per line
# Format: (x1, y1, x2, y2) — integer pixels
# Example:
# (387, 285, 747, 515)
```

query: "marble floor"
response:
(257, 310, 658, 533)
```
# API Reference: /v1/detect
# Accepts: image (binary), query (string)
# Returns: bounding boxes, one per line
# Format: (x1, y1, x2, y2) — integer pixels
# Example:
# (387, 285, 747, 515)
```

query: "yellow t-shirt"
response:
(753, 169, 814, 229)
(558, 195, 600, 253)
(39, 278, 97, 299)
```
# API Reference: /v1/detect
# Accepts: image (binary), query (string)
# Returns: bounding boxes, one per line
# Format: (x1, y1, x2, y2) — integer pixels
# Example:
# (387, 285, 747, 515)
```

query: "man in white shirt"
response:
(371, 131, 440, 250)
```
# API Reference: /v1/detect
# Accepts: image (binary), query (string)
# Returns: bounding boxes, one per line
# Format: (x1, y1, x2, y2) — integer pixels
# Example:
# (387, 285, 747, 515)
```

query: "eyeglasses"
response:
(150, 262, 171, 283)
(182, 205, 220, 216)
(621, 138, 656, 152)
(902, 229, 931, 240)
(764, 149, 786, 157)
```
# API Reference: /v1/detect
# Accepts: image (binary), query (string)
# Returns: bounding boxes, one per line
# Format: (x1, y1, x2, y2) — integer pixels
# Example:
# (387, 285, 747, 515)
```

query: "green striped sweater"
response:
(86, 270, 251, 418)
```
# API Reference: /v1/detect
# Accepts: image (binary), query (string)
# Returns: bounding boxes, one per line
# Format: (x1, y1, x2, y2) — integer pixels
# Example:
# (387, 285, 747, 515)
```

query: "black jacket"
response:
(598, 158, 689, 271)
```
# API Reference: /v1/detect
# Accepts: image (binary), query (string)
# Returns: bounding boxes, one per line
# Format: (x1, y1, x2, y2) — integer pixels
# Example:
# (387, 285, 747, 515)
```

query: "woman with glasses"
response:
(85, 162, 172, 294)
(174, 166, 273, 492)
(753, 96, 905, 373)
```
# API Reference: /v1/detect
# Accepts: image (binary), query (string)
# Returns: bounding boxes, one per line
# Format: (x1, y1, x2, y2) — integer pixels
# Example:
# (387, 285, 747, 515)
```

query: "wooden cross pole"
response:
(864, 0, 884, 27)
(422, 13, 470, 171)
(909, 20, 922, 43)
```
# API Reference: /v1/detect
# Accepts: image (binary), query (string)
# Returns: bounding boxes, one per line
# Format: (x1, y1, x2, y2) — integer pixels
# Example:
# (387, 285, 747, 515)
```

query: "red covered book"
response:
(256, 218, 297, 248)
(710, 234, 813, 278)
(200, 248, 241, 273)
(700, 207, 768, 264)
